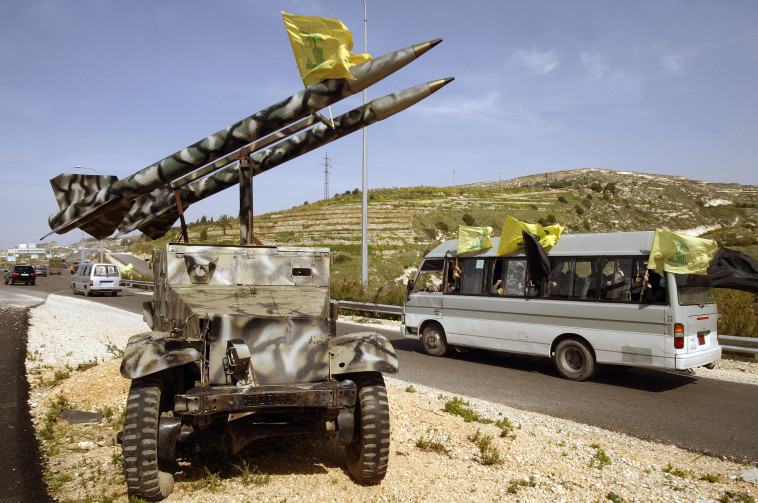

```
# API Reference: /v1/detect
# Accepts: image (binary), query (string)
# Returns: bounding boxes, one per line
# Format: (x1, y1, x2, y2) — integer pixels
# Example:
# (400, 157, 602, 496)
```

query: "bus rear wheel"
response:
(421, 324, 448, 357)
(554, 339, 596, 381)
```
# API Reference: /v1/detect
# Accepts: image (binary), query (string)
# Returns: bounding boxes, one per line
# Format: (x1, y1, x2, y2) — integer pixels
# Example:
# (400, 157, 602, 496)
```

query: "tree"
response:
(218, 214, 232, 236)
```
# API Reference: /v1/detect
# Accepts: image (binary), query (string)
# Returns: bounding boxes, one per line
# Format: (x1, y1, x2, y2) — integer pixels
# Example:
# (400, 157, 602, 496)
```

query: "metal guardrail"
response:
(717, 334, 758, 357)
(122, 279, 153, 289)
(336, 300, 403, 316)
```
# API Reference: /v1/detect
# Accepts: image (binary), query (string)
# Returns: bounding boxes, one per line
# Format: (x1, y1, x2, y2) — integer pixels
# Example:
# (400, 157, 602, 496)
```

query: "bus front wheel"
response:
(421, 325, 448, 357)
(554, 339, 596, 381)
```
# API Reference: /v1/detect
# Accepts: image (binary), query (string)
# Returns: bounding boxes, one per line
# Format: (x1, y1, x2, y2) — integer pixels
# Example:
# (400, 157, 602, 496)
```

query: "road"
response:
(6, 273, 758, 463)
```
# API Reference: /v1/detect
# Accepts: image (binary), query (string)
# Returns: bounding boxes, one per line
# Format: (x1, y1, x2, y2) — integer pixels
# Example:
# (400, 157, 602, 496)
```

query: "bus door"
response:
(668, 273, 721, 369)
(404, 258, 446, 332)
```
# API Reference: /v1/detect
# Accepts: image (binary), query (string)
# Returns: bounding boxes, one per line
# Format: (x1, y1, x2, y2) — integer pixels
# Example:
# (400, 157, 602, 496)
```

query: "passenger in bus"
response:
(548, 261, 566, 296)
(491, 278, 504, 295)
(505, 263, 526, 296)
(644, 271, 667, 303)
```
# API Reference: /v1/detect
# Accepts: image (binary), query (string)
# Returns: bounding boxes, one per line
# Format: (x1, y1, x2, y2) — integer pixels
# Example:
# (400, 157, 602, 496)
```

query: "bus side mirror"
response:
(407, 280, 415, 293)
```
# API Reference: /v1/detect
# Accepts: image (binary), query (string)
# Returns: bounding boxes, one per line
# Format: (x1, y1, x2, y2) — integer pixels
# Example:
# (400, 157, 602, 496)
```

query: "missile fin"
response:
(49, 173, 118, 210)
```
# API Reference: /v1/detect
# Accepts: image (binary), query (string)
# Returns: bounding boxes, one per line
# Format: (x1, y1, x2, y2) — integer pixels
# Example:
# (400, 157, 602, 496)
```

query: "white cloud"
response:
(514, 47, 560, 75)
(414, 91, 501, 118)
(580, 51, 609, 79)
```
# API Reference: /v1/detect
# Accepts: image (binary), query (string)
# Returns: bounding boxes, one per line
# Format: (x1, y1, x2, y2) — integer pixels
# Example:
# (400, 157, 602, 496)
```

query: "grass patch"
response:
(700, 473, 722, 483)
(589, 443, 612, 470)
(719, 491, 756, 503)
(507, 476, 536, 494)
(405, 385, 416, 393)
(662, 462, 689, 478)
(469, 429, 501, 466)
(443, 396, 492, 424)
(39, 395, 70, 441)
(234, 460, 271, 487)
(416, 430, 447, 455)
(189, 468, 224, 492)
(495, 416, 519, 438)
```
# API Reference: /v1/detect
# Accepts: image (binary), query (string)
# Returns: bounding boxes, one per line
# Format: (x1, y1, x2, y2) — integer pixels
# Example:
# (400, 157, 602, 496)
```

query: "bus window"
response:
(601, 258, 633, 302)
(547, 259, 570, 298)
(459, 258, 487, 295)
(572, 259, 595, 300)
(411, 259, 444, 293)
(676, 274, 715, 306)
(503, 260, 526, 296)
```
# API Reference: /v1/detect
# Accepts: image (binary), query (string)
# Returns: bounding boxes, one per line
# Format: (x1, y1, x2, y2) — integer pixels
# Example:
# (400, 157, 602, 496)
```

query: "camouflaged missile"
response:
(118, 77, 454, 238)
(44, 38, 443, 240)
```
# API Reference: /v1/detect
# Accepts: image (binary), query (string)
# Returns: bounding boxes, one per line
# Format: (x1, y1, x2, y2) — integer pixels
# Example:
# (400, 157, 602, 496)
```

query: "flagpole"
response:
(361, 0, 369, 289)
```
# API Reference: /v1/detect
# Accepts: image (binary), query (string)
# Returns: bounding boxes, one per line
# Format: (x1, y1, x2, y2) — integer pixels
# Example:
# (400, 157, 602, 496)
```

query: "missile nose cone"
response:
(413, 38, 443, 57)
(427, 77, 455, 94)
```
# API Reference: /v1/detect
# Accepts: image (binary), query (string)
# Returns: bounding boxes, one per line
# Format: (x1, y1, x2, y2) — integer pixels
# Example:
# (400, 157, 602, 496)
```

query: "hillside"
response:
(130, 168, 758, 287)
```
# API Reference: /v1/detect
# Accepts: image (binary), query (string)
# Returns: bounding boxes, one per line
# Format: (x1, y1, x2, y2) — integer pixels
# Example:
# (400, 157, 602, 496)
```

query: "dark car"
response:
(4, 265, 36, 285)
(34, 264, 48, 277)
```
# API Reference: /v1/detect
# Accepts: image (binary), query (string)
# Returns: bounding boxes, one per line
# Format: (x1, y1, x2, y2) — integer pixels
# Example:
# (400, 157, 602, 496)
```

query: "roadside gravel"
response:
(26, 295, 758, 502)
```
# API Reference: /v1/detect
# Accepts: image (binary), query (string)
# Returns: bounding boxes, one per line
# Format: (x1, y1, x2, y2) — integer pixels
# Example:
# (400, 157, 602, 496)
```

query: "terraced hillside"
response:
(133, 168, 758, 288)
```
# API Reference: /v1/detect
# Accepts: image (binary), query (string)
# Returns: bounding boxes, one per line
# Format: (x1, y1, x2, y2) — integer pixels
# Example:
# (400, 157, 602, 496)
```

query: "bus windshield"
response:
(675, 274, 715, 306)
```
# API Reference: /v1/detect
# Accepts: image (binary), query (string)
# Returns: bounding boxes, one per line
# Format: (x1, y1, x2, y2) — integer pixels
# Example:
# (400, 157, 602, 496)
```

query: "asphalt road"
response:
(8, 273, 758, 462)
(0, 291, 52, 502)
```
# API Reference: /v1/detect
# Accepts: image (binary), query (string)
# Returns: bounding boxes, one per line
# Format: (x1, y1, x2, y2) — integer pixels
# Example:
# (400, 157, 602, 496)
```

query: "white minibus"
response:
(72, 262, 123, 297)
(402, 231, 721, 380)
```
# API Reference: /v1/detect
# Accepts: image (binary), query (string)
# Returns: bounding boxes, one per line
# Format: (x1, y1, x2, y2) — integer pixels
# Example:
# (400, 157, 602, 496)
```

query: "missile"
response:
(118, 77, 454, 239)
(44, 38, 443, 240)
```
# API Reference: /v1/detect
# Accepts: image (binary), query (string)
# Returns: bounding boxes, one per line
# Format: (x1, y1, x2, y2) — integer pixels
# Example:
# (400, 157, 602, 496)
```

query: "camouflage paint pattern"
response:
(120, 242, 399, 387)
(49, 173, 118, 210)
(117, 78, 454, 238)
(119, 331, 202, 380)
(45, 39, 442, 241)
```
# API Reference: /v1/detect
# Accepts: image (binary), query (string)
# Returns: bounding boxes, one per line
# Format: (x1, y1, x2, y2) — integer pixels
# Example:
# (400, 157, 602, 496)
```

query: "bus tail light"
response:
(90, 280, 94, 286)
(674, 323, 684, 349)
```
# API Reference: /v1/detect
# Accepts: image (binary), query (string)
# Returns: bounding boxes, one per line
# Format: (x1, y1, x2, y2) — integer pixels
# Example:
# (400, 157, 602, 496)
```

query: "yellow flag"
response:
(497, 216, 564, 256)
(123, 263, 133, 273)
(457, 226, 494, 255)
(282, 12, 372, 88)
(648, 228, 717, 275)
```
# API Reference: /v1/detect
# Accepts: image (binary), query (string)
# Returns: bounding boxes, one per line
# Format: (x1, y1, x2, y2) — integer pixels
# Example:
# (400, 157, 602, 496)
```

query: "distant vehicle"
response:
(48, 258, 66, 275)
(4, 264, 36, 285)
(33, 264, 48, 277)
(71, 263, 122, 296)
(403, 231, 721, 381)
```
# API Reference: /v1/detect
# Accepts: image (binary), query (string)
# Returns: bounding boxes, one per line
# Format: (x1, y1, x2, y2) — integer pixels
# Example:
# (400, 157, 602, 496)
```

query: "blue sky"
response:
(1, 1, 757, 250)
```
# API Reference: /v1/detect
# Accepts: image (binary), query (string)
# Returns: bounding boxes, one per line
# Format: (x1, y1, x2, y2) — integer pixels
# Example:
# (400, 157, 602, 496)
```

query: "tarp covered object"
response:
(707, 247, 758, 293)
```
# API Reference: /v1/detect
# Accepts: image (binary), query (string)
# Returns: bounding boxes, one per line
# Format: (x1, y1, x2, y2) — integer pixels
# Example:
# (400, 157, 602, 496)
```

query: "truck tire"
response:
(421, 324, 448, 357)
(554, 338, 597, 381)
(345, 373, 390, 485)
(123, 374, 175, 501)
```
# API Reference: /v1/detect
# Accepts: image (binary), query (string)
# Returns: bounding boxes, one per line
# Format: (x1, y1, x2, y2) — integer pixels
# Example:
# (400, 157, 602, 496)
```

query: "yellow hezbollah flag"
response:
(648, 228, 717, 275)
(282, 12, 372, 88)
(497, 216, 564, 256)
(123, 263, 134, 273)
(457, 226, 494, 255)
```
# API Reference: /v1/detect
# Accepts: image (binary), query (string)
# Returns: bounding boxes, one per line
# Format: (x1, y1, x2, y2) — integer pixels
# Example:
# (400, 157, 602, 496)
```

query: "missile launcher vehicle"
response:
(43, 36, 451, 501)
(119, 242, 398, 500)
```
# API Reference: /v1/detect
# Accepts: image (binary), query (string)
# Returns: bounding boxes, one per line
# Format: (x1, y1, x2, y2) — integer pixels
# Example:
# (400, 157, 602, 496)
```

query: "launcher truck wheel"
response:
(345, 373, 390, 484)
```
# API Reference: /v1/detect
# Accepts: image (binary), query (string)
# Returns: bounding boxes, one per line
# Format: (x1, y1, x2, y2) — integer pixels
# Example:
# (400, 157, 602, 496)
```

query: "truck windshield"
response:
(675, 274, 715, 306)
(412, 259, 444, 293)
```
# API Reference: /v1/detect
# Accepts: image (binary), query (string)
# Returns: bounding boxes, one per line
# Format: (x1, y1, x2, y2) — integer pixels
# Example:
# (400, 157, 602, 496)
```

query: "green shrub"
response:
(717, 290, 758, 337)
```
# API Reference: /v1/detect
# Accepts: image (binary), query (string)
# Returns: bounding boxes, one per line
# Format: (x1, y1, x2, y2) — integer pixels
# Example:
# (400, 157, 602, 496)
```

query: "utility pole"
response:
(361, 0, 369, 289)
(323, 152, 330, 200)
